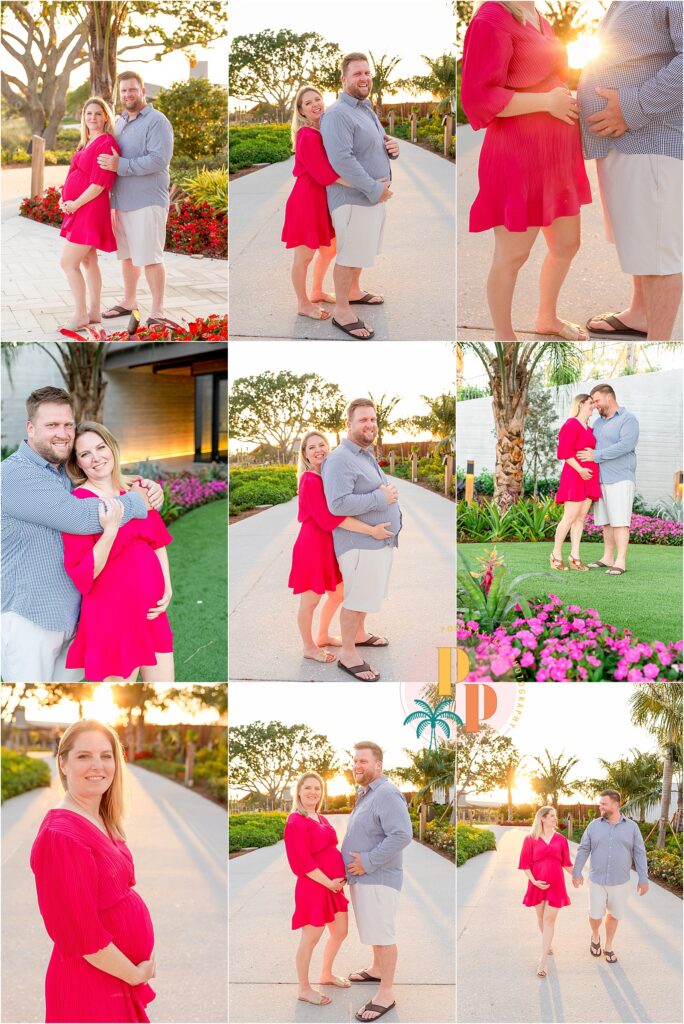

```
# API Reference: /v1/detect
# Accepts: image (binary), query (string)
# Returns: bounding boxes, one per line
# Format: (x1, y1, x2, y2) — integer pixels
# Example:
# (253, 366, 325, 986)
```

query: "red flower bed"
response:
(106, 314, 227, 341)
(19, 190, 227, 259)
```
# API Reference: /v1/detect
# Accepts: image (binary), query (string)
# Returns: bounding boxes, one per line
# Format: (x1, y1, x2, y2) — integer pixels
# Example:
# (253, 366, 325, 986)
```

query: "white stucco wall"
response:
(455, 368, 684, 504)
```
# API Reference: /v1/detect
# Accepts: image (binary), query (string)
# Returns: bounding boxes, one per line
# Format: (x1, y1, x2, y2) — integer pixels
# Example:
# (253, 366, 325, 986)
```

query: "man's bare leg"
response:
(144, 262, 166, 319)
(601, 525, 615, 567)
(642, 272, 683, 341)
(340, 607, 376, 679)
(333, 264, 372, 338)
(607, 525, 630, 573)
(357, 945, 397, 1020)
(103, 257, 141, 316)
(587, 276, 647, 334)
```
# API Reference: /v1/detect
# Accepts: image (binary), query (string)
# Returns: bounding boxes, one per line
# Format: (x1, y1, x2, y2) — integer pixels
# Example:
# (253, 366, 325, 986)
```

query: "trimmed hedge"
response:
(1, 747, 51, 802)
(229, 126, 292, 173)
(456, 822, 496, 866)
(229, 811, 287, 852)
(229, 466, 297, 515)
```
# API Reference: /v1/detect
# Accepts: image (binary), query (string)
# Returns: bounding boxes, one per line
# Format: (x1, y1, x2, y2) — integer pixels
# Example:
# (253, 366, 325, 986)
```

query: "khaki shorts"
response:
(597, 149, 683, 275)
(338, 545, 394, 614)
(350, 883, 400, 945)
(593, 480, 636, 528)
(332, 203, 386, 268)
(589, 880, 630, 921)
(115, 205, 168, 267)
(1, 611, 82, 683)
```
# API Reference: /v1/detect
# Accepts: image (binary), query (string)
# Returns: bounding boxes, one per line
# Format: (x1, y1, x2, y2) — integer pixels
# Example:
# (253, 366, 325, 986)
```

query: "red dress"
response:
(461, 3, 591, 232)
(519, 831, 572, 908)
(31, 809, 155, 1023)
(281, 126, 338, 249)
(554, 418, 601, 504)
(284, 812, 349, 929)
(60, 134, 120, 251)
(288, 471, 344, 595)
(63, 488, 174, 680)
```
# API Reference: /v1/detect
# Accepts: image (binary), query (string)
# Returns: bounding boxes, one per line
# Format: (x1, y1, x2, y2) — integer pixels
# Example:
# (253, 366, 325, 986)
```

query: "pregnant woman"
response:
(284, 771, 351, 1007)
(62, 421, 174, 681)
(461, 1, 592, 340)
(59, 97, 121, 336)
(551, 393, 601, 571)
(31, 719, 155, 1023)
(519, 805, 574, 978)
(289, 431, 394, 667)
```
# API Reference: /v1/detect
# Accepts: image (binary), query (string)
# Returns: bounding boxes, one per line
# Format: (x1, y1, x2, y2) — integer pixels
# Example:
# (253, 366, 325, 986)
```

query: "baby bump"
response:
(101, 890, 154, 963)
(98, 542, 165, 608)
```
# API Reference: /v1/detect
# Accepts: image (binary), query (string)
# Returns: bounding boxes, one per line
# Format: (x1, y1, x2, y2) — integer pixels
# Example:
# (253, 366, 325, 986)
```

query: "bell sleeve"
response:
(560, 834, 572, 868)
(461, 18, 515, 130)
(140, 509, 174, 550)
(87, 136, 120, 190)
(556, 420, 579, 460)
(300, 474, 346, 532)
(30, 830, 113, 958)
(518, 835, 534, 870)
(283, 815, 318, 877)
(297, 129, 340, 187)
(62, 531, 97, 596)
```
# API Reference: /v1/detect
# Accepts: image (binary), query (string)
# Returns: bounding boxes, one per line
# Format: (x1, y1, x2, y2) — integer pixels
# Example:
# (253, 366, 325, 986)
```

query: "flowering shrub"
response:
(160, 475, 227, 523)
(166, 199, 226, 258)
(456, 823, 496, 866)
(646, 849, 683, 892)
(106, 314, 227, 342)
(422, 821, 455, 856)
(457, 595, 683, 682)
(19, 186, 63, 226)
(583, 511, 682, 546)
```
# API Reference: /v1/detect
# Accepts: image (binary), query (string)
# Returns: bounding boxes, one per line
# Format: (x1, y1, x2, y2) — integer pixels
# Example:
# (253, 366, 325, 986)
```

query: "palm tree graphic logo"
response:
(403, 698, 461, 766)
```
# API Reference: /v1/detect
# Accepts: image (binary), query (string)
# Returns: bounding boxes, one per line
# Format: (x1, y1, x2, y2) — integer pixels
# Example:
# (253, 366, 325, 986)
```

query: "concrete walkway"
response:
(457, 124, 683, 341)
(230, 141, 455, 341)
(1, 168, 227, 340)
(229, 813, 455, 1023)
(457, 825, 682, 1023)
(229, 476, 455, 683)
(1, 753, 227, 1024)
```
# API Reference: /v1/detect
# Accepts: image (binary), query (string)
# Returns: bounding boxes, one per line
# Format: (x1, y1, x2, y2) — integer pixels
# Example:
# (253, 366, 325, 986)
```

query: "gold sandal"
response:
(550, 553, 569, 572)
(568, 556, 589, 571)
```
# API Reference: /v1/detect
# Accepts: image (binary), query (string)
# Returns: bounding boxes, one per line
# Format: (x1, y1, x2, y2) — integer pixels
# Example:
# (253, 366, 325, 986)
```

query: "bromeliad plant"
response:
(457, 546, 554, 633)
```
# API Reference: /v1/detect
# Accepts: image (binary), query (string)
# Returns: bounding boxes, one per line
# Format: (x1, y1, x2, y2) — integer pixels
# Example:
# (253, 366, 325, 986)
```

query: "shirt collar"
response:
(342, 437, 373, 456)
(340, 91, 373, 111)
(19, 439, 64, 472)
(598, 812, 627, 824)
(357, 775, 387, 796)
(120, 104, 151, 123)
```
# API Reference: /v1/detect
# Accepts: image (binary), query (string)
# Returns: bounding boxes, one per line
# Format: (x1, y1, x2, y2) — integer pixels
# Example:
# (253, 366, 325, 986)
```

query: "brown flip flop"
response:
(332, 317, 375, 339)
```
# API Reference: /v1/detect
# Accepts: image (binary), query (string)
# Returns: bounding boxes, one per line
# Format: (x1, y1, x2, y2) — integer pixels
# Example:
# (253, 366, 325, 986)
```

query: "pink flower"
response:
(520, 651, 535, 668)
(643, 663, 660, 680)
(491, 656, 512, 677)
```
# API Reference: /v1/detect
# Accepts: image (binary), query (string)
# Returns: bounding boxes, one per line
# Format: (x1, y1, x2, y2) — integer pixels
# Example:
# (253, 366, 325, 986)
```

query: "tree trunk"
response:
(507, 781, 513, 824)
(87, 3, 121, 108)
(657, 750, 673, 849)
(490, 355, 531, 502)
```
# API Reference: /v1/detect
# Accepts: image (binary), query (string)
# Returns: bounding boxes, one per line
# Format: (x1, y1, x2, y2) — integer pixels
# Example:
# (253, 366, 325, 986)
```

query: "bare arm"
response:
(83, 942, 155, 985)
(565, 457, 592, 479)
(523, 869, 550, 889)
(305, 867, 345, 891)
(338, 517, 393, 540)
(499, 87, 578, 125)
(65, 183, 104, 212)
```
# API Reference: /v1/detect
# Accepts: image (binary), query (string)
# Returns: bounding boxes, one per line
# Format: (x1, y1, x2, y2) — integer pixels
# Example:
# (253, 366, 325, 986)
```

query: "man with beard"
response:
(321, 399, 402, 681)
(1, 386, 164, 682)
(572, 790, 649, 965)
(98, 71, 175, 330)
(342, 741, 413, 1022)
(320, 53, 399, 340)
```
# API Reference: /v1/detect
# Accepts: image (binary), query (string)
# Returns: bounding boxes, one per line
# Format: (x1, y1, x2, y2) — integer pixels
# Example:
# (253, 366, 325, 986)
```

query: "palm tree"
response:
(368, 391, 401, 458)
(2, 341, 110, 421)
(497, 749, 527, 823)
(399, 54, 456, 114)
(586, 750, 663, 822)
(403, 698, 461, 755)
(529, 749, 580, 808)
(315, 383, 348, 447)
(368, 52, 402, 115)
(393, 742, 456, 806)
(629, 683, 683, 848)
(401, 393, 455, 455)
(456, 342, 583, 501)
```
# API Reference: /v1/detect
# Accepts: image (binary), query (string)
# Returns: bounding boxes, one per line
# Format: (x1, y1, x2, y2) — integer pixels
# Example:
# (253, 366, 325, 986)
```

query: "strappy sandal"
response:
(298, 992, 332, 1005)
(332, 317, 374, 339)
(550, 553, 569, 572)
(298, 307, 331, 320)
(535, 319, 587, 341)
(568, 556, 589, 571)
(320, 976, 351, 988)
(604, 950, 618, 963)
(536, 962, 547, 978)
(590, 939, 602, 957)
(304, 650, 336, 663)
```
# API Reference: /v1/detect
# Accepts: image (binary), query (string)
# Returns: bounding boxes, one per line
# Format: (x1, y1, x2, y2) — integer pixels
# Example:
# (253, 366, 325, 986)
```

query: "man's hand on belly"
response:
(587, 88, 628, 137)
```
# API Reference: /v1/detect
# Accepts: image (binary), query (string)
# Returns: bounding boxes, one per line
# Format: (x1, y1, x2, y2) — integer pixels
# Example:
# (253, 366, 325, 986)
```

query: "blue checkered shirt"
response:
(578, 1, 683, 160)
(1, 441, 146, 632)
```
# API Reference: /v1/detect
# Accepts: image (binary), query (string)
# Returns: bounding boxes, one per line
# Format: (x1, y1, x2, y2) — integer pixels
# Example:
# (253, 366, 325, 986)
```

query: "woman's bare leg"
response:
(316, 583, 344, 645)
(569, 498, 593, 561)
(292, 246, 329, 317)
(104, 667, 141, 682)
(81, 247, 102, 322)
(311, 240, 336, 302)
(487, 226, 539, 340)
(298, 591, 334, 661)
(540, 905, 559, 970)
(536, 216, 585, 337)
(319, 913, 350, 984)
(140, 652, 175, 682)
(552, 500, 581, 561)
(296, 925, 328, 1002)
(59, 240, 94, 328)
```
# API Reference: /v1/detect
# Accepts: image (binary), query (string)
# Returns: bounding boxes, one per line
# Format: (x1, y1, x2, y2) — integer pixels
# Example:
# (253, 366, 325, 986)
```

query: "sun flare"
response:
(83, 685, 120, 726)
(567, 34, 601, 70)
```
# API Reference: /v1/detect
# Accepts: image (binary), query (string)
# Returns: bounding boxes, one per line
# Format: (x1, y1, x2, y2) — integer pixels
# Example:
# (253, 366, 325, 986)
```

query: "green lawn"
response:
(459, 542, 683, 644)
(168, 500, 227, 682)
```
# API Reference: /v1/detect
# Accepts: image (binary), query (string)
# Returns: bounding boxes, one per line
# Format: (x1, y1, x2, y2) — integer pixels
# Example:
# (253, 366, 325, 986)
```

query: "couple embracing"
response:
(281, 52, 399, 340)
(462, 1, 682, 341)
(58, 71, 177, 337)
(284, 742, 413, 1022)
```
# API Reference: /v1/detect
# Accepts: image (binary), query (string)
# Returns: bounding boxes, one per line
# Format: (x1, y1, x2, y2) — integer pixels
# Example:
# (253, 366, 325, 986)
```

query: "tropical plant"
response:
(457, 547, 553, 633)
(455, 343, 582, 500)
(529, 749, 580, 808)
(523, 378, 559, 497)
(178, 167, 228, 214)
(403, 699, 461, 755)
(493, 748, 527, 824)
(629, 684, 683, 848)
(367, 392, 401, 458)
(399, 53, 456, 114)
(368, 52, 402, 114)
(585, 750, 663, 823)
(392, 742, 456, 805)
(399, 393, 455, 455)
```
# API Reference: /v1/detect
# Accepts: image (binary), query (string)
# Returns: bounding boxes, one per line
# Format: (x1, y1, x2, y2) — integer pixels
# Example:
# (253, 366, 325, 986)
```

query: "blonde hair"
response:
(78, 96, 117, 151)
(570, 393, 592, 418)
(67, 421, 124, 491)
(293, 771, 325, 816)
(476, 2, 535, 24)
(296, 430, 329, 484)
(58, 720, 127, 840)
(531, 805, 556, 840)
(290, 85, 323, 151)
